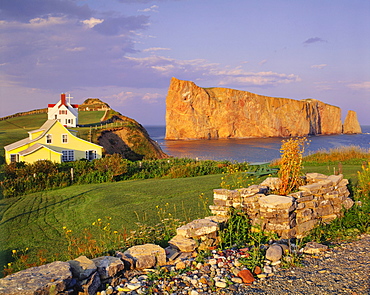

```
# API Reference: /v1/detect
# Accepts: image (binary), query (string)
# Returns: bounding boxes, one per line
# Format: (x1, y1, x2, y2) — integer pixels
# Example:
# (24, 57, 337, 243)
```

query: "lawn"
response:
(0, 174, 221, 272)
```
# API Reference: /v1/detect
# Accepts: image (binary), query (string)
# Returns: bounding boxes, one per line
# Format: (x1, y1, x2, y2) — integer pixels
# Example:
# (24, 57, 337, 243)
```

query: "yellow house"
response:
(4, 120, 103, 164)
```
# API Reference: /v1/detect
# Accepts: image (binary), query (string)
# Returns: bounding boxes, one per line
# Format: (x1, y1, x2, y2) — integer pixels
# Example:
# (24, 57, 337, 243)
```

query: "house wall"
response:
(20, 148, 62, 164)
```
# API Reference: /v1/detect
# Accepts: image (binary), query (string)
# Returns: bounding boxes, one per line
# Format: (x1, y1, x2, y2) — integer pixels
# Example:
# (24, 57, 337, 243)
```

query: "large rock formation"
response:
(165, 78, 360, 139)
(343, 110, 362, 134)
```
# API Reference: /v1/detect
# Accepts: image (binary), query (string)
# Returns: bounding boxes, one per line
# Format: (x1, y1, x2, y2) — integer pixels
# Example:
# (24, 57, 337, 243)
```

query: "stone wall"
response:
(209, 173, 354, 239)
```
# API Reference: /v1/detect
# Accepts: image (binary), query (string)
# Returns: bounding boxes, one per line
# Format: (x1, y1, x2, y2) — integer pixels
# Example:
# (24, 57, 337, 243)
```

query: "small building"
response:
(48, 93, 78, 127)
(4, 120, 103, 164)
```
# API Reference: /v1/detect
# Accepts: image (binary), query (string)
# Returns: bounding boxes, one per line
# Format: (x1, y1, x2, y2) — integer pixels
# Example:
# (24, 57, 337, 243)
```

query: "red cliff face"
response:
(165, 78, 350, 140)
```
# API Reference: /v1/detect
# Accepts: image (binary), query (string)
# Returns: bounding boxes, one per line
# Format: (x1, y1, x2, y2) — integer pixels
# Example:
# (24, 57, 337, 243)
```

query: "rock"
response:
(343, 110, 362, 134)
(80, 271, 101, 295)
(0, 261, 73, 295)
(343, 198, 354, 210)
(165, 77, 344, 140)
(302, 242, 329, 254)
(258, 195, 294, 211)
(124, 244, 166, 268)
(231, 277, 243, 284)
(215, 281, 227, 288)
(237, 269, 255, 284)
(68, 255, 97, 280)
(175, 261, 186, 270)
(176, 219, 219, 238)
(260, 177, 282, 191)
(115, 252, 135, 270)
(92, 256, 125, 280)
(266, 244, 283, 262)
(168, 235, 198, 252)
(253, 266, 262, 275)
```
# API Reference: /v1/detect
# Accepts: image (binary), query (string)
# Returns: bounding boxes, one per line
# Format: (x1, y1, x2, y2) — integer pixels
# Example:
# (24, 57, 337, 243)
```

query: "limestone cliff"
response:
(165, 78, 352, 139)
(343, 110, 362, 134)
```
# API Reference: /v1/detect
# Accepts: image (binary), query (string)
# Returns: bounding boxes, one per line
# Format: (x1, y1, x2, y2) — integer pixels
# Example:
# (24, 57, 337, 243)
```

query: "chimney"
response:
(61, 93, 66, 105)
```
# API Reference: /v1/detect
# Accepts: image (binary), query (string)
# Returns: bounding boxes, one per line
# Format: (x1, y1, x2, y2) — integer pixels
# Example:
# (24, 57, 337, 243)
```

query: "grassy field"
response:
(0, 174, 221, 272)
(0, 163, 363, 274)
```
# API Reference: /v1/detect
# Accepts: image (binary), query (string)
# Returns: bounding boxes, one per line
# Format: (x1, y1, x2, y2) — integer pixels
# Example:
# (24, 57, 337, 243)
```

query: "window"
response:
(46, 134, 52, 144)
(86, 150, 97, 161)
(10, 154, 19, 163)
(62, 134, 68, 143)
(62, 150, 74, 162)
(59, 110, 67, 115)
(54, 114, 57, 119)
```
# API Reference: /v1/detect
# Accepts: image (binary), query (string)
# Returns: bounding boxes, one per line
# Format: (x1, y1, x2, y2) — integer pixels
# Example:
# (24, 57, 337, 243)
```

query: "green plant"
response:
(220, 165, 256, 189)
(219, 208, 251, 249)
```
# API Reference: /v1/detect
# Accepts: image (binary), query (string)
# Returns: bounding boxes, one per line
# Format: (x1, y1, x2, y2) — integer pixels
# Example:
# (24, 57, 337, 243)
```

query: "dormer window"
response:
(46, 134, 52, 144)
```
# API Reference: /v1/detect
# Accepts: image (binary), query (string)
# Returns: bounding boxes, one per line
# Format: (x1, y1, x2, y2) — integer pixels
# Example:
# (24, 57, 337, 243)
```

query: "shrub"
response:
(276, 137, 308, 195)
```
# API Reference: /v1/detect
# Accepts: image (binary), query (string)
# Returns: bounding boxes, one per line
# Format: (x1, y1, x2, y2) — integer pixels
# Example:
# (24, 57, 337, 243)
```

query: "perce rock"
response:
(165, 77, 361, 139)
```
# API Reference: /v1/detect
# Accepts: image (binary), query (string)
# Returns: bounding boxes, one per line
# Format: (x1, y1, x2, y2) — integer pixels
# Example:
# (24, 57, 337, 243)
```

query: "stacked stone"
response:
(258, 195, 297, 239)
(210, 173, 354, 239)
(294, 173, 353, 237)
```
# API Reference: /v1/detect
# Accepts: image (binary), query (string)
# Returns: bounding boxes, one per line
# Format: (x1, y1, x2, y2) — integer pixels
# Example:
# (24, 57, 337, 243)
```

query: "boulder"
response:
(168, 235, 198, 252)
(176, 218, 219, 238)
(265, 244, 283, 262)
(124, 244, 166, 268)
(68, 255, 97, 280)
(92, 256, 125, 280)
(0, 261, 73, 295)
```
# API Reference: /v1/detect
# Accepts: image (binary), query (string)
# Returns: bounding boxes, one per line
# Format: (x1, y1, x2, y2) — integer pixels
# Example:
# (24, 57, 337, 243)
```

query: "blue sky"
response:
(1, 0, 369, 125)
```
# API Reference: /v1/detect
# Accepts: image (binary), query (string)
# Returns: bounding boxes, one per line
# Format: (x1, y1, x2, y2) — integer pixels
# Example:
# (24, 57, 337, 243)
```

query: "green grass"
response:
(0, 174, 221, 273)
(78, 111, 105, 125)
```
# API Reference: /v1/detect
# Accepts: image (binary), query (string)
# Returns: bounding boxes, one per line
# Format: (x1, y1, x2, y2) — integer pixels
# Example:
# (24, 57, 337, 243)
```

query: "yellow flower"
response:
(97, 218, 101, 222)
(12, 250, 17, 254)
(62, 226, 67, 230)
(113, 231, 118, 234)
(92, 222, 96, 225)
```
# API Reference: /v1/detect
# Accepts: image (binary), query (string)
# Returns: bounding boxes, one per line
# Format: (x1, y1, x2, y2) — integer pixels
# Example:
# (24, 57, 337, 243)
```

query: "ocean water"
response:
(145, 126, 370, 163)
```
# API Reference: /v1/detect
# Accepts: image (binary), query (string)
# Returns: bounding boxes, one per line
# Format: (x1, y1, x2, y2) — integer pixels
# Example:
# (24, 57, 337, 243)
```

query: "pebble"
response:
(100, 235, 370, 295)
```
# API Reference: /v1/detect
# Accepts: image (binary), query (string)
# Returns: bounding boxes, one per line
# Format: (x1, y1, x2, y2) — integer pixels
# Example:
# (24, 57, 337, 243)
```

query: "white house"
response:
(48, 93, 79, 127)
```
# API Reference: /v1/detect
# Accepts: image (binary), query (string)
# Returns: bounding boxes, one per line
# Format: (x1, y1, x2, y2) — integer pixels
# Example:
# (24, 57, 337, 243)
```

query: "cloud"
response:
(92, 15, 149, 36)
(303, 37, 327, 44)
(259, 59, 267, 66)
(217, 71, 301, 87)
(105, 91, 161, 104)
(311, 64, 327, 69)
(81, 17, 104, 29)
(138, 5, 159, 12)
(0, 0, 92, 22)
(347, 81, 370, 90)
(143, 47, 171, 52)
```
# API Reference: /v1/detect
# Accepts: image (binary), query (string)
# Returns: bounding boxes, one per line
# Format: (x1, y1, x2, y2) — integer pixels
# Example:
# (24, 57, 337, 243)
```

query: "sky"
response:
(1, 0, 369, 125)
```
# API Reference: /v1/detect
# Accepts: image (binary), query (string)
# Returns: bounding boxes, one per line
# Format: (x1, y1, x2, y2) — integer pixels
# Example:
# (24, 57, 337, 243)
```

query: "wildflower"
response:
(12, 250, 16, 254)
(97, 218, 101, 222)
(62, 226, 67, 230)
(92, 222, 96, 225)
(113, 231, 118, 234)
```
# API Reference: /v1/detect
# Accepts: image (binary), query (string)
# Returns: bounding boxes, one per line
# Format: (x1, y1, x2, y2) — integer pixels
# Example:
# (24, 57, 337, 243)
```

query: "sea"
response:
(145, 125, 370, 163)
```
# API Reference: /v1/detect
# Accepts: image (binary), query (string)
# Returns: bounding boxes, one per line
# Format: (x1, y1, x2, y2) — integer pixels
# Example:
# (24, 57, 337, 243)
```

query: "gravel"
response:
(238, 234, 370, 295)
